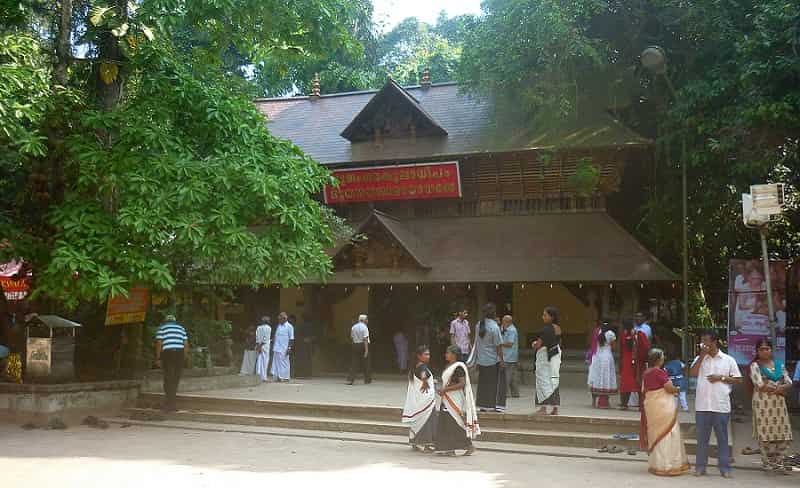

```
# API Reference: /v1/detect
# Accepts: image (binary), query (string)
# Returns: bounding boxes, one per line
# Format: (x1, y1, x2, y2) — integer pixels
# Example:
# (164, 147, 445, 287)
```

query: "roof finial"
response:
(421, 67, 431, 89)
(310, 73, 321, 99)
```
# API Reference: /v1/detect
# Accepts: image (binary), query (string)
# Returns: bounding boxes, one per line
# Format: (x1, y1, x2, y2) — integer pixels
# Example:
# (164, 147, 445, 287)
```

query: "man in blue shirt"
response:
(501, 315, 520, 398)
(155, 314, 188, 412)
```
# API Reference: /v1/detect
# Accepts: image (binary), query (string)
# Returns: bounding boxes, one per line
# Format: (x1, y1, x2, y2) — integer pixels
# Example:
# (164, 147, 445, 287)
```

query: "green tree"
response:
(1, 0, 359, 308)
(458, 0, 800, 324)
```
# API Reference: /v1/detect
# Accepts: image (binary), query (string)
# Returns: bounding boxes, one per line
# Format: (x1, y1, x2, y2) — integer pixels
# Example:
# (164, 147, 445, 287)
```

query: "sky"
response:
(372, 0, 483, 31)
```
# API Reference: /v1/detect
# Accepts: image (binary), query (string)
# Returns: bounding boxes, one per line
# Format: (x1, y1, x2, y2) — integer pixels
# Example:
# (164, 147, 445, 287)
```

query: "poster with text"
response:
(728, 259, 787, 364)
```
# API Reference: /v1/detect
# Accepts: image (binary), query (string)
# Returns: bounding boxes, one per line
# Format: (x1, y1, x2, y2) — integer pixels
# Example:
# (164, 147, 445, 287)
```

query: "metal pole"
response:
(759, 226, 777, 345)
(681, 135, 689, 363)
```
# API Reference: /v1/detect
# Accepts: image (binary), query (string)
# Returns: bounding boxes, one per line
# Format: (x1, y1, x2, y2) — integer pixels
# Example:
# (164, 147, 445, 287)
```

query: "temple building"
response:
(243, 73, 678, 372)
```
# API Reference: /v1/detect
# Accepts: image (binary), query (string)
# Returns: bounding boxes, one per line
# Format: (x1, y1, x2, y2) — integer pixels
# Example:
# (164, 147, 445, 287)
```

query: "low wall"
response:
(0, 380, 141, 424)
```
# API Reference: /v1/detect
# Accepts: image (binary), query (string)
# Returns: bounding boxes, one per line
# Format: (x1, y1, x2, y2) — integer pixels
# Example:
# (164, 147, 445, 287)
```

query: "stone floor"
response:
(2, 423, 798, 487)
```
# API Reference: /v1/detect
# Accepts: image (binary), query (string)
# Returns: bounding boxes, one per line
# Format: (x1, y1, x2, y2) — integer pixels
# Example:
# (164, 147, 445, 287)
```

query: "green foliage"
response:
(459, 0, 800, 324)
(2, 0, 361, 310)
(459, 0, 606, 122)
(0, 34, 50, 157)
(568, 158, 600, 196)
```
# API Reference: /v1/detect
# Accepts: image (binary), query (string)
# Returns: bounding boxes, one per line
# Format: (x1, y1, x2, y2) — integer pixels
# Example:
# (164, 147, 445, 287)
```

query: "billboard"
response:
(727, 259, 787, 364)
(324, 161, 461, 204)
(105, 287, 149, 325)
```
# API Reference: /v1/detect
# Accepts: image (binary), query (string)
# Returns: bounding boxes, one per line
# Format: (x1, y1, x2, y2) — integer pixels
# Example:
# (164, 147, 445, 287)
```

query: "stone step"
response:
(123, 407, 715, 454)
(140, 374, 261, 394)
(136, 392, 698, 437)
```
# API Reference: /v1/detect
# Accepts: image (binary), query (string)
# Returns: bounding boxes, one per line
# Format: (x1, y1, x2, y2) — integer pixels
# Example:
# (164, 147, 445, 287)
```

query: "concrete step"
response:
(136, 392, 696, 437)
(123, 407, 715, 455)
(140, 374, 261, 394)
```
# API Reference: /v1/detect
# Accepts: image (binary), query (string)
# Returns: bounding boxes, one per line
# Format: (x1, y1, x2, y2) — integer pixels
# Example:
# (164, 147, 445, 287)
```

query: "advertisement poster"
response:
(727, 259, 787, 364)
(105, 287, 149, 325)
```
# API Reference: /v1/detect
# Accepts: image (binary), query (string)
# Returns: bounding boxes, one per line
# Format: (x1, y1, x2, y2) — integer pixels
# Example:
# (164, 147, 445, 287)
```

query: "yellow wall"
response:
(279, 287, 304, 320)
(329, 286, 370, 344)
(512, 283, 592, 348)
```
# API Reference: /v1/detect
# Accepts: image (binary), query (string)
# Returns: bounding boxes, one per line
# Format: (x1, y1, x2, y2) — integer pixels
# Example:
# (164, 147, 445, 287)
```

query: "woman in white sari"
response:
(402, 345, 437, 452)
(436, 345, 480, 456)
(640, 348, 689, 476)
(533, 306, 562, 415)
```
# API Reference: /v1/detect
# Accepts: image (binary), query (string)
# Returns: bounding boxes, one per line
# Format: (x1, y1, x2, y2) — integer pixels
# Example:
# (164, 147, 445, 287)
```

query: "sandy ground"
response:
(2, 423, 797, 488)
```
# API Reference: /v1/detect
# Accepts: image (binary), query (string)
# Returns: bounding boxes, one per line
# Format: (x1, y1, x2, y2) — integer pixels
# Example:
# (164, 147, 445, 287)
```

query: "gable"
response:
(340, 79, 448, 142)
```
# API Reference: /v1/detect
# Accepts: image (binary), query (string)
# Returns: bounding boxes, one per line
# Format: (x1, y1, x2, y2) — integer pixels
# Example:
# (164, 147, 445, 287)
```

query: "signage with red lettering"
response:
(324, 161, 461, 204)
(105, 287, 149, 325)
(0, 277, 29, 301)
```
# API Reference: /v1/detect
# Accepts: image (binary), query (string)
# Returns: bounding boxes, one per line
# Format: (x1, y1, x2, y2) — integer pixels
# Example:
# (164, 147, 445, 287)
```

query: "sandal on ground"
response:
(741, 447, 759, 455)
(464, 446, 476, 456)
(598, 446, 610, 453)
(607, 446, 624, 454)
(627, 449, 637, 456)
(423, 446, 436, 453)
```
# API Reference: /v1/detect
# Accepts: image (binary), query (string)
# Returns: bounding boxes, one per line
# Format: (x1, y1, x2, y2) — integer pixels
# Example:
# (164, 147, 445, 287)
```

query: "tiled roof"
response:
(255, 82, 651, 166)
(308, 211, 677, 284)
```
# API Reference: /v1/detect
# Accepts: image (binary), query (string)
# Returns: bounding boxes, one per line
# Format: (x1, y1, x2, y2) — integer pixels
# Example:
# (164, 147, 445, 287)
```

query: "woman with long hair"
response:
(435, 345, 480, 456)
(619, 319, 649, 410)
(749, 338, 793, 474)
(640, 348, 690, 476)
(471, 302, 506, 412)
(401, 345, 437, 452)
(587, 321, 617, 409)
(532, 306, 562, 415)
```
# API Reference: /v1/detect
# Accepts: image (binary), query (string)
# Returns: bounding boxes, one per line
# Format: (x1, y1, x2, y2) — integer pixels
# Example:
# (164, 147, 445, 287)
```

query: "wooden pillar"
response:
(600, 285, 611, 321)
(629, 284, 640, 318)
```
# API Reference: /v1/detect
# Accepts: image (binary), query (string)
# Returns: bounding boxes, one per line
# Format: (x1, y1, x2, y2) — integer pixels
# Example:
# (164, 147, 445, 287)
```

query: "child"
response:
(664, 351, 688, 411)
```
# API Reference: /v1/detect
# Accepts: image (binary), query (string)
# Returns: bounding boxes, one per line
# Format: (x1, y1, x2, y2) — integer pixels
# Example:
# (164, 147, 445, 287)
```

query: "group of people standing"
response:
(401, 303, 563, 456)
(239, 312, 295, 382)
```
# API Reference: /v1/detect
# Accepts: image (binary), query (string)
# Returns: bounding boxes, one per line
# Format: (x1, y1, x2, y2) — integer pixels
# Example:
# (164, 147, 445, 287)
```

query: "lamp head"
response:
(641, 46, 667, 75)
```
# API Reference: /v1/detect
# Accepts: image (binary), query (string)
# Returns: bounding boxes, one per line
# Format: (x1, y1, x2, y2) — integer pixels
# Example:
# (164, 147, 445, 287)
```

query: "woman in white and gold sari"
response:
(402, 345, 437, 452)
(435, 345, 480, 456)
(640, 348, 689, 476)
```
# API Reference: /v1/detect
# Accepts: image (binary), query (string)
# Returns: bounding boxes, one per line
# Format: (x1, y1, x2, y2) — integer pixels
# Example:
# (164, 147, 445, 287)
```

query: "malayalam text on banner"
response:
(324, 161, 461, 204)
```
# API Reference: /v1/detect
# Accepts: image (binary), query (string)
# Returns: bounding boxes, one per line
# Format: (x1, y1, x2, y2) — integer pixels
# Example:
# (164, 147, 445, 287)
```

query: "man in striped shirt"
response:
(155, 314, 188, 412)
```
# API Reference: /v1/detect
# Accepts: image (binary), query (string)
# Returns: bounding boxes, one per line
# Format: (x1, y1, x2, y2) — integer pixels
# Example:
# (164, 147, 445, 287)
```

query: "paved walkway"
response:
(189, 372, 691, 421)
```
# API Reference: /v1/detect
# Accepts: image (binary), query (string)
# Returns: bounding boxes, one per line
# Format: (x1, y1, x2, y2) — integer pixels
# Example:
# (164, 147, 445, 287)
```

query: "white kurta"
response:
(239, 350, 257, 376)
(271, 322, 294, 380)
(255, 324, 271, 381)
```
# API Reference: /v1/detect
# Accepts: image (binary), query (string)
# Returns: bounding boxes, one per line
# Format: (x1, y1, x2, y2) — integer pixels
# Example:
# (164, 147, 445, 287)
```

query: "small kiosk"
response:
(25, 314, 81, 382)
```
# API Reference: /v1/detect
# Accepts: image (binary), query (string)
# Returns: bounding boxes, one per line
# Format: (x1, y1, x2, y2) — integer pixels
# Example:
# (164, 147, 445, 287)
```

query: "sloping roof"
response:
(309, 211, 676, 284)
(255, 83, 651, 166)
(340, 211, 431, 268)
(340, 79, 447, 141)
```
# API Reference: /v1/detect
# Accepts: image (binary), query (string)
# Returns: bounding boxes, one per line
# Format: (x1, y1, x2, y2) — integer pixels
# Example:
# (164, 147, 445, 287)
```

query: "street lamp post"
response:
(641, 46, 690, 362)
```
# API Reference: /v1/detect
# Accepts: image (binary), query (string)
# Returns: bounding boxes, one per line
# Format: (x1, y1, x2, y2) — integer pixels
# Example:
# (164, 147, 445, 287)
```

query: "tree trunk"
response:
(53, 0, 72, 86)
(94, 0, 128, 111)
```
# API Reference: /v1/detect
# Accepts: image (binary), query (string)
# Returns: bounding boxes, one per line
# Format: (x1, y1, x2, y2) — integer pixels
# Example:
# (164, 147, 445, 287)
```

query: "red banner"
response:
(0, 277, 29, 301)
(324, 161, 461, 204)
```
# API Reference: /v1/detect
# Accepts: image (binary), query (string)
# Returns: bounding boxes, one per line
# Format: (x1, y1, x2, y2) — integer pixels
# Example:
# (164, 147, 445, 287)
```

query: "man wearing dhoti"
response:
(255, 316, 272, 382)
(271, 312, 294, 382)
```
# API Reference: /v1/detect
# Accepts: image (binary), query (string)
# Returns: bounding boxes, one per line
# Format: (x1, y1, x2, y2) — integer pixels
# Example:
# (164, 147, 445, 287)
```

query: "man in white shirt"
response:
(634, 312, 653, 341)
(270, 312, 294, 382)
(347, 314, 371, 385)
(254, 316, 272, 382)
(689, 330, 742, 478)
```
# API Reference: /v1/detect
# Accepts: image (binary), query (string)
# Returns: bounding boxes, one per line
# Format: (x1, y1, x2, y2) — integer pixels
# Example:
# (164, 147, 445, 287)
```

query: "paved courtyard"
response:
(2, 423, 797, 488)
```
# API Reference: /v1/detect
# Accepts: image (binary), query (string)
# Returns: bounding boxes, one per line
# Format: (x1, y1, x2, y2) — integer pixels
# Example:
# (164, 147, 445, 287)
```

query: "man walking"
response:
(501, 315, 520, 398)
(347, 314, 371, 385)
(689, 330, 742, 478)
(271, 312, 294, 382)
(449, 309, 471, 362)
(155, 314, 188, 412)
(255, 316, 272, 382)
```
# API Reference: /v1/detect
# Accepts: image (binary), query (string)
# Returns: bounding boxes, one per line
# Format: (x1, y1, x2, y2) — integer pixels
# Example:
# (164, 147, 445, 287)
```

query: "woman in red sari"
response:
(640, 348, 689, 476)
(619, 320, 649, 409)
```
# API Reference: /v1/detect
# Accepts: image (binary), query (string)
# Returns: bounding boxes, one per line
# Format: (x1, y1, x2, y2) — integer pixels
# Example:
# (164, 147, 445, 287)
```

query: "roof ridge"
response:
(253, 81, 461, 104)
